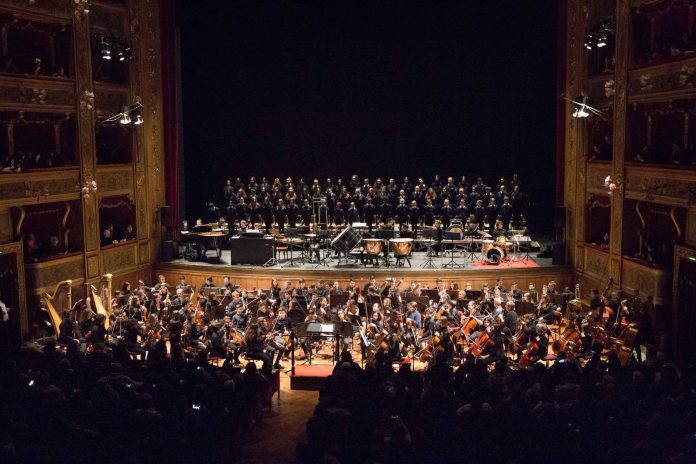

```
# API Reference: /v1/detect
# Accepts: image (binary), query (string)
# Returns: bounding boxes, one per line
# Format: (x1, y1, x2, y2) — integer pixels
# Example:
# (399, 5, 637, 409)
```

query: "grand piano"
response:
(180, 224, 227, 262)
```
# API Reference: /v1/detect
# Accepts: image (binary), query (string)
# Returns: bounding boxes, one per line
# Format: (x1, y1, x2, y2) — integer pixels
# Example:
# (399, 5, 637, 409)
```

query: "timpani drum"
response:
(363, 238, 384, 256)
(390, 238, 413, 256)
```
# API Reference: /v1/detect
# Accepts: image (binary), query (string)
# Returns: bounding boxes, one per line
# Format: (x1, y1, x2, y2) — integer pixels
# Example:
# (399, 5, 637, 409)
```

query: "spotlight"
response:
(596, 30, 607, 48)
(572, 106, 590, 118)
(132, 106, 143, 125)
(118, 49, 125, 61)
(584, 33, 594, 50)
(119, 105, 131, 125)
(101, 39, 111, 60)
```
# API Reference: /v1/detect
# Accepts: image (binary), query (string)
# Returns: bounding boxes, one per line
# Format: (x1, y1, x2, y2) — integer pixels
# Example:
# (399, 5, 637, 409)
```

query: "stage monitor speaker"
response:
(161, 239, 175, 261)
(551, 242, 566, 265)
(554, 206, 566, 229)
(160, 206, 172, 228)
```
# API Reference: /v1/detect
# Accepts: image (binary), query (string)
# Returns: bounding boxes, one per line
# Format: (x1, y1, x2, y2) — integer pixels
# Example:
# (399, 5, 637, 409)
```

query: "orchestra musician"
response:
(244, 321, 273, 372)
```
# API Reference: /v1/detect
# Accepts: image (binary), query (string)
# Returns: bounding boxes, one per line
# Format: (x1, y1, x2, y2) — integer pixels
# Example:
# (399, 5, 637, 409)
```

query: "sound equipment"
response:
(160, 239, 175, 261)
(551, 242, 566, 265)
(554, 206, 566, 229)
(229, 236, 274, 265)
(160, 206, 173, 227)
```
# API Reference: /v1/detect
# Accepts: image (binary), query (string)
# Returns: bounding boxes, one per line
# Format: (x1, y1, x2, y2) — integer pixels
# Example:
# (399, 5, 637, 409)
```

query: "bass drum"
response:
(482, 240, 495, 254)
(486, 247, 503, 264)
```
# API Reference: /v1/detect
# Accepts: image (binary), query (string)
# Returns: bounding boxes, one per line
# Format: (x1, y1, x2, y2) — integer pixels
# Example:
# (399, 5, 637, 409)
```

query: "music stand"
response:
(442, 239, 462, 268)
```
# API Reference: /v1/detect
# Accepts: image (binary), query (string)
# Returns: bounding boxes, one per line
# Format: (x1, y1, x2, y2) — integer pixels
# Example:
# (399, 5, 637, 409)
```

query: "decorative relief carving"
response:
(139, 241, 149, 264)
(26, 258, 84, 290)
(625, 173, 696, 204)
(0, 176, 78, 201)
(584, 247, 609, 278)
(0, 84, 75, 108)
(103, 244, 136, 272)
(83, 199, 98, 251)
(87, 254, 99, 278)
(0, 0, 70, 18)
(96, 169, 133, 192)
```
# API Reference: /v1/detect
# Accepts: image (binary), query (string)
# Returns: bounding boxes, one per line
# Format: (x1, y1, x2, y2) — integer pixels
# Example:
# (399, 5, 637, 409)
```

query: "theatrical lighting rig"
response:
(101, 102, 144, 126)
(560, 94, 603, 119)
(584, 22, 613, 50)
(95, 34, 133, 62)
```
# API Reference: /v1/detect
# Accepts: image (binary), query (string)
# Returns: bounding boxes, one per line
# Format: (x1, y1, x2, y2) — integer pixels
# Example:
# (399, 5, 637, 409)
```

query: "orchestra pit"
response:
(1, 1, 696, 463)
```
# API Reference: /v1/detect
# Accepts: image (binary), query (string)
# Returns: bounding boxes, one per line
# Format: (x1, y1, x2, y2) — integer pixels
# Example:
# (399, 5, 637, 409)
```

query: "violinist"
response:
(184, 313, 207, 351)
(375, 320, 404, 367)
(148, 291, 164, 316)
(537, 295, 560, 325)
(244, 321, 273, 372)
(421, 308, 437, 340)
(487, 297, 504, 323)
(405, 302, 421, 328)
(220, 315, 242, 364)
(509, 282, 523, 301)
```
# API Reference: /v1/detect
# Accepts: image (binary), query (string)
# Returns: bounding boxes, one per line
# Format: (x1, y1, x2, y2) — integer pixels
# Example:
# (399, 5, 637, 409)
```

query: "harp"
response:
(41, 280, 73, 336)
(88, 274, 112, 330)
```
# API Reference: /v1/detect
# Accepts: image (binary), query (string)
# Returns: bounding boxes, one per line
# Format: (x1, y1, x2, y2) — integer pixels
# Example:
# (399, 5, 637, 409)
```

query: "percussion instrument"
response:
(486, 247, 503, 264)
(363, 238, 384, 256)
(445, 225, 463, 240)
(389, 238, 413, 256)
(495, 236, 508, 254)
(331, 226, 362, 253)
(481, 240, 495, 254)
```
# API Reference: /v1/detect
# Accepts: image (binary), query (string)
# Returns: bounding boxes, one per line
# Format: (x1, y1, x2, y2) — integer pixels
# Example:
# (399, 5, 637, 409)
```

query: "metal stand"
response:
(420, 240, 435, 268)
(442, 240, 462, 268)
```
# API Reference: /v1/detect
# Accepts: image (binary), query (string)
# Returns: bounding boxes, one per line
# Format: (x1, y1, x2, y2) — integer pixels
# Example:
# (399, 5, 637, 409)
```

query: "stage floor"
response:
(165, 246, 553, 273)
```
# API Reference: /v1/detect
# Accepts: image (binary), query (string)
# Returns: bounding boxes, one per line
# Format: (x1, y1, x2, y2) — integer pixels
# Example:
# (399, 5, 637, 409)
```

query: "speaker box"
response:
(160, 206, 172, 228)
(551, 242, 566, 265)
(160, 239, 175, 261)
(554, 206, 566, 229)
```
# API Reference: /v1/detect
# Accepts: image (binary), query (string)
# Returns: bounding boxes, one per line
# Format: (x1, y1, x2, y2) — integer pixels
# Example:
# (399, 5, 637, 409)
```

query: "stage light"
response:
(596, 30, 608, 48)
(118, 49, 125, 61)
(584, 33, 594, 50)
(132, 106, 143, 125)
(572, 106, 590, 118)
(120, 105, 131, 125)
(101, 37, 112, 60)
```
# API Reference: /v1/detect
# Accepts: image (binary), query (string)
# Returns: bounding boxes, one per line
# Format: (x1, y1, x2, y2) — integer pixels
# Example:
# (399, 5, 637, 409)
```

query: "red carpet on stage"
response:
(290, 364, 334, 391)
(472, 259, 539, 269)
